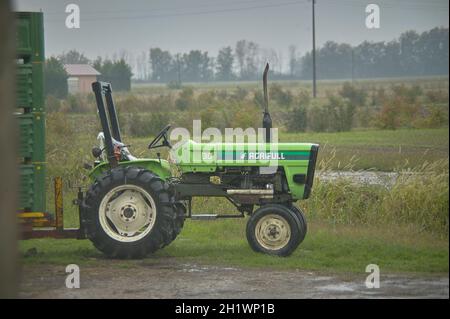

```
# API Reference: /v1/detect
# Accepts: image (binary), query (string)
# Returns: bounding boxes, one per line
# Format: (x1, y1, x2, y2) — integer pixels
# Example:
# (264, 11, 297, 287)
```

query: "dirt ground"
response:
(19, 258, 448, 299)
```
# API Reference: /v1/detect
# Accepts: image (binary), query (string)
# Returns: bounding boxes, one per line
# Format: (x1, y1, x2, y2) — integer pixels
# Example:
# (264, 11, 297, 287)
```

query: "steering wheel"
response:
(148, 124, 172, 150)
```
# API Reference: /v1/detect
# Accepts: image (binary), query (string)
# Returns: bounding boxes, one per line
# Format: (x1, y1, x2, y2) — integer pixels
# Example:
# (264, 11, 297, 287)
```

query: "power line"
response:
(45, 0, 309, 22)
(319, 0, 449, 10)
(44, 0, 284, 16)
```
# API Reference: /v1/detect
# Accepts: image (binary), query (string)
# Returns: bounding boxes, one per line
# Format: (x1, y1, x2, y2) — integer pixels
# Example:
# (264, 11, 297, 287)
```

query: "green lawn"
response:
(19, 219, 449, 274)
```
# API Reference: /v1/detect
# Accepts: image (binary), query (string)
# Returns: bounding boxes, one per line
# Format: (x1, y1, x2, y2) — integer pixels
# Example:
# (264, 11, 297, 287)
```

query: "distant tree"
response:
(92, 56, 103, 75)
(173, 53, 182, 85)
(235, 40, 260, 80)
(298, 28, 448, 80)
(399, 30, 421, 76)
(353, 40, 385, 78)
(235, 40, 246, 79)
(215, 46, 234, 81)
(182, 50, 212, 82)
(111, 59, 133, 91)
(200, 52, 214, 82)
(417, 27, 449, 76)
(44, 57, 68, 98)
(149, 48, 174, 82)
(288, 45, 297, 78)
(317, 41, 352, 79)
(299, 51, 312, 80)
(95, 58, 133, 91)
(382, 40, 402, 77)
(136, 51, 150, 81)
(58, 49, 90, 64)
(262, 48, 282, 75)
(244, 41, 259, 80)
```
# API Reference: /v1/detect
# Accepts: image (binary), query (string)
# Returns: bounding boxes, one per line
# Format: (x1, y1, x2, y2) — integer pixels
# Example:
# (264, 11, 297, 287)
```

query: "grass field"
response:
(20, 220, 449, 274)
(132, 76, 450, 97)
(283, 128, 449, 170)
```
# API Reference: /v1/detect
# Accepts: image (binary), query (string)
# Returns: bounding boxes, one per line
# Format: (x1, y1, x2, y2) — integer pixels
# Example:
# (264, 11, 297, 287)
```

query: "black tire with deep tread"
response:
(173, 202, 186, 240)
(82, 166, 184, 259)
(246, 204, 306, 257)
(285, 204, 308, 242)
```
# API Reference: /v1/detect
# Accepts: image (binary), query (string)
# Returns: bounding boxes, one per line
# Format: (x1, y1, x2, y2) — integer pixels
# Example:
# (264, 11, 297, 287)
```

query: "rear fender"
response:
(88, 159, 172, 181)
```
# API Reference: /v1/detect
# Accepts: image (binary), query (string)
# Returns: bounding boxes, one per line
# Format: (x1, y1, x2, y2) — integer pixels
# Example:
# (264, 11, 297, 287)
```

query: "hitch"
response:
(19, 177, 84, 240)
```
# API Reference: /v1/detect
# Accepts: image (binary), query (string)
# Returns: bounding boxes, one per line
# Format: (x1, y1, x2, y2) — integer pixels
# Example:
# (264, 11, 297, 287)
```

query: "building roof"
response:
(64, 64, 101, 76)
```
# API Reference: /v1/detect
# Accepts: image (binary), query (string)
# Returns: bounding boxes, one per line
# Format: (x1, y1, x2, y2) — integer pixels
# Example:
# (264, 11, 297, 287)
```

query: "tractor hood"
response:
(172, 139, 318, 171)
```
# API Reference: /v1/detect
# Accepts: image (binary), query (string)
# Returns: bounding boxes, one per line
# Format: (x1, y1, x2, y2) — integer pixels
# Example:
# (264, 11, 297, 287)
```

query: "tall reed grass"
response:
(302, 157, 449, 236)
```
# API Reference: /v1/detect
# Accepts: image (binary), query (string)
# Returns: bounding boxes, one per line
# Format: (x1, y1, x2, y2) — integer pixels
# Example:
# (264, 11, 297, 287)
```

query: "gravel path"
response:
(19, 259, 448, 299)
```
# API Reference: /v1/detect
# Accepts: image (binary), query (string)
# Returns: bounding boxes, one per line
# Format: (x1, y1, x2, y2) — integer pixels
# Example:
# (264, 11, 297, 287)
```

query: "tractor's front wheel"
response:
(246, 204, 305, 257)
(83, 166, 184, 259)
(285, 204, 308, 243)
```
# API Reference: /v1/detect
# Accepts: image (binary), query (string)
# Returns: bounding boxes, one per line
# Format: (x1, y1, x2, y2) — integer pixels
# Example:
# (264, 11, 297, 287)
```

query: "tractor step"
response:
(190, 213, 245, 220)
(227, 189, 273, 195)
(191, 214, 218, 220)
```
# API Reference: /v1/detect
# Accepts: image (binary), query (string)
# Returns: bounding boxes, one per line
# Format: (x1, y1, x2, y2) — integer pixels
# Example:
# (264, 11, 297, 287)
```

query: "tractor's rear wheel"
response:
(82, 166, 184, 259)
(246, 204, 305, 257)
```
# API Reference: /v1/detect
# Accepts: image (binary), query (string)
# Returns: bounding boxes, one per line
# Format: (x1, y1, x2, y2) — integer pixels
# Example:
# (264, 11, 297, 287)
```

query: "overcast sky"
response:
(13, 0, 449, 71)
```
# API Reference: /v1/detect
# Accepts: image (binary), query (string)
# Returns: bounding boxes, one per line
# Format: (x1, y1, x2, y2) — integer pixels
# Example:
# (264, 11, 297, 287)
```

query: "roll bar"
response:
(91, 81, 122, 167)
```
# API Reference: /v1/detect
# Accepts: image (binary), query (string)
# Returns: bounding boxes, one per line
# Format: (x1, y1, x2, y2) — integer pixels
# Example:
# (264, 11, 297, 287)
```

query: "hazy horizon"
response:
(13, 0, 449, 73)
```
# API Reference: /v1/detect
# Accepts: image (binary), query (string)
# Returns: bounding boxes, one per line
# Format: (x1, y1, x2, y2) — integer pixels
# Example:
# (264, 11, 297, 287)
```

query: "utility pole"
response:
(312, 0, 317, 98)
(176, 53, 181, 86)
(351, 48, 354, 84)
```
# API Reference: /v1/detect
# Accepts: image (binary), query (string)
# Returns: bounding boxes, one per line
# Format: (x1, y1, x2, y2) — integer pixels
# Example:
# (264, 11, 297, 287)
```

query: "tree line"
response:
(45, 26, 448, 97)
(300, 27, 449, 80)
(143, 27, 448, 83)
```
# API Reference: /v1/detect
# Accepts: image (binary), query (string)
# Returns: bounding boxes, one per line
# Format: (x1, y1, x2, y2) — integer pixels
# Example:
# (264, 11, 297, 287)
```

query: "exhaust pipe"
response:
(262, 63, 272, 143)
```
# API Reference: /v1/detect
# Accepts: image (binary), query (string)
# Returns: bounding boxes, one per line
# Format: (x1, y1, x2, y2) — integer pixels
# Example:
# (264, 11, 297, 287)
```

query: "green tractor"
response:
(81, 64, 319, 258)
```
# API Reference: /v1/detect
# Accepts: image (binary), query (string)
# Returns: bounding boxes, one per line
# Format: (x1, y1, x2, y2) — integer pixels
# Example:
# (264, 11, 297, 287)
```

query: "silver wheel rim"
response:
(99, 185, 157, 242)
(255, 214, 291, 250)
